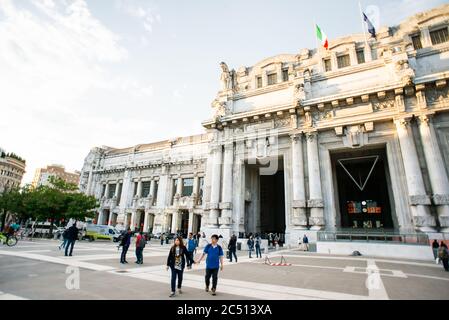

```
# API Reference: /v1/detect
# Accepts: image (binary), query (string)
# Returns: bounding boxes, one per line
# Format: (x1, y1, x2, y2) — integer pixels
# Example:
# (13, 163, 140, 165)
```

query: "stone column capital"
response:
(394, 117, 411, 128)
(417, 114, 433, 126)
(290, 133, 303, 142)
(305, 131, 318, 142)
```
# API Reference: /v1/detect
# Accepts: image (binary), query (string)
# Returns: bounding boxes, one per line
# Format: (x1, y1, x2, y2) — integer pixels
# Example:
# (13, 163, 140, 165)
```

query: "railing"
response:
(318, 231, 429, 246)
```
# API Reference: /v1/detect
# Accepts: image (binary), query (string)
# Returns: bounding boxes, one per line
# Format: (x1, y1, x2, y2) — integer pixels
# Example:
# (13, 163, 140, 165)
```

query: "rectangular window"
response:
(142, 181, 151, 198)
(267, 73, 277, 85)
(282, 69, 289, 82)
(182, 178, 194, 197)
(256, 76, 262, 88)
(198, 177, 204, 205)
(324, 59, 332, 72)
(411, 34, 423, 50)
(430, 27, 449, 45)
(337, 54, 351, 69)
(108, 184, 116, 199)
(356, 49, 365, 64)
(152, 180, 158, 205)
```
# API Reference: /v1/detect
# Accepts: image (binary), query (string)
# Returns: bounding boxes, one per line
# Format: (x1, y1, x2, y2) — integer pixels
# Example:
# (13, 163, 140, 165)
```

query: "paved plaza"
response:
(0, 239, 448, 300)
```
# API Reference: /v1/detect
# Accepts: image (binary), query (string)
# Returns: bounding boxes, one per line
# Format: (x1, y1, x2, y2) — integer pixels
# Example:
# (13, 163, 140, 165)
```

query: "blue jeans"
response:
(60, 238, 68, 249)
(135, 247, 143, 263)
(121, 245, 129, 263)
(255, 245, 262, 258)
(170, 267, 184, 292)
(65, 239, 75, 256)
(229, 248, 237, 262)
(186, 251, 194, 267)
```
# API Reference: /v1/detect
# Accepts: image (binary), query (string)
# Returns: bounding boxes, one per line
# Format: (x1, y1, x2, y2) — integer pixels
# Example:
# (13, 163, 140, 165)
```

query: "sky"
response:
(0, 0, 447, 185)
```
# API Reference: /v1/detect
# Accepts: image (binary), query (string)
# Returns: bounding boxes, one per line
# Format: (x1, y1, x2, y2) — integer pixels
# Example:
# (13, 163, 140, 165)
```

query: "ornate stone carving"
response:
(292, 200, 307, 208)
(309, 216, 325, 227)
(307, 199, 324, 208)
(426, 86, 449, 107)
(274, 117, 291, 128)
(433, 194, 449, 205)
(373, 99, 395, 111)
(211, 99, 229, 120)
(413, 215, 436, 228)
(395, 60, 415, 86)
(409, 195, 431, 206)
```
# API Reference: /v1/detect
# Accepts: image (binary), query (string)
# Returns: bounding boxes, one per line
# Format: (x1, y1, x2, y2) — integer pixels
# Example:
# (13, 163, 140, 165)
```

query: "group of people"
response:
(58, 223, 79, 257)
(165, 233, 224, 297)
(432, 239, 449, 271)
(246, 234, 263, 259)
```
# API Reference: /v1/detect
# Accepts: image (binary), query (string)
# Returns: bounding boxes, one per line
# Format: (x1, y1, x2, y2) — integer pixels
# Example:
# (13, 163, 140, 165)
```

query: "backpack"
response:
(138, 235, 146, 248)
(438, 247, 448, 259)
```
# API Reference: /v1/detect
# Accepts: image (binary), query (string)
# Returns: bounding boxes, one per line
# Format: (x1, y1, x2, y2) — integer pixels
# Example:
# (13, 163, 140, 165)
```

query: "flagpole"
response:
(314, 19, 318, 53)
(358, 1, 370, 49)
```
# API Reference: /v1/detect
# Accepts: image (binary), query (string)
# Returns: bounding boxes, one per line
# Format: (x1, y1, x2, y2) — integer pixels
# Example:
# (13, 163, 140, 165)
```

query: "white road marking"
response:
(366, 259, 389, 300)
(0, 250, 114, 271)
(0, 291, 28, 300)
(122, 270, 370, 300)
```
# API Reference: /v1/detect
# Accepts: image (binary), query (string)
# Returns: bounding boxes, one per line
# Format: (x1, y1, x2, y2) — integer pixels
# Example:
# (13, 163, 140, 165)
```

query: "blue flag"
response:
(363, 12, 376, 38)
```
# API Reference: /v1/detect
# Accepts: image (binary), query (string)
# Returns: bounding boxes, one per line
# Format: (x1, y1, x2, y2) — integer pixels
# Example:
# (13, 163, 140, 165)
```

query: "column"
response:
(143, 211, 149, 232)
(107, 211, 112, 226)
(176, 176, 183, 197)
(86, 170, 93, 195)
(208, 145, 222, 227)
(421, 27, 432, 47)
(192, 175, 199, 204)
(136, 179, 142, 198)
(364, 43, 372, 62)
(220, 143, 234, 228)
(114, 183, 120, 197)
(97, 210, 103, 225)
(104, 183, 110, 199)
(418, 115, 449, 231)
(188, 210, 194, 234)
(306, 131, 325, 230)
(130, 211, 136, 231)
(149, 179, 155, 198)
(395, 118, 435, 232)
(171, 212, 179, 233)
(291, 134, 307, 229)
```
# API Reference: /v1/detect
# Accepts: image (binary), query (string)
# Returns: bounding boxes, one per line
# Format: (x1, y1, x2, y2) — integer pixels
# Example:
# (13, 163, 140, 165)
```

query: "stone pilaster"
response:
(208, 145, 222, 227)
(417, 115, 449, 231)
(219, 142, 234, 228)
(290, 133, 307, 229)
(306, 131, 324, 230)
(86, 170, 93, 195)
(395, 118, 435, 232)
(136, 179, 142, 199)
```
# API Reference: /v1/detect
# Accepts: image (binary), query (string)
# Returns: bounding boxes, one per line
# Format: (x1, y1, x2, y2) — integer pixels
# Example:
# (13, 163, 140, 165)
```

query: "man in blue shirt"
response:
(195, 234, 224, 296)
(186, 232, 196, 269)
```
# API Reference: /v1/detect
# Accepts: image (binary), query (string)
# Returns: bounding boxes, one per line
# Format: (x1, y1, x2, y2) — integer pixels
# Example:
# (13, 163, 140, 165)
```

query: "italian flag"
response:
(315, 24, 329, 50)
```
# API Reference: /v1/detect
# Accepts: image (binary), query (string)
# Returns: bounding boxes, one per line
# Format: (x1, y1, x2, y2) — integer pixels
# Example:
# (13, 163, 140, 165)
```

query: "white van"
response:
(84, 224, 121, 242)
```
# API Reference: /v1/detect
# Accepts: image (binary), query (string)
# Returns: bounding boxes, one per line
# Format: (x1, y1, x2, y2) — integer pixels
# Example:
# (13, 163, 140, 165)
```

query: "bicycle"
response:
(0, 232, 18, 247)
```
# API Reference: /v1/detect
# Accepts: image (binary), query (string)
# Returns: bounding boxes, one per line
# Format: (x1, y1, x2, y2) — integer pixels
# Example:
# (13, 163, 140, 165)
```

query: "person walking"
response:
(120, 228, 132, 264)
(438, 242, 449, 272)
(65, 223, 79, 257)
(195, 234, 224, 296)
(59, 228, 69, 250)
(303, 234, 309, 252)
(247, 236, 254, 258)
(228, 234, 238, 263)
(135, 231, 146, 264)
(160, 233, 165, 246)
(186, 233, 196, 269)
(432, 239, 440, 263)
(254, 234, 262, 258)
(166, 236, 188, 297)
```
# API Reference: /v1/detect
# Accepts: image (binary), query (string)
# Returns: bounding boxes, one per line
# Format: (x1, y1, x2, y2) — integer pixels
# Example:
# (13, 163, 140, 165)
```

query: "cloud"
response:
(378, 0, 447, 27)
(0, 0, 155, 184)
(116, 0, 161, 34)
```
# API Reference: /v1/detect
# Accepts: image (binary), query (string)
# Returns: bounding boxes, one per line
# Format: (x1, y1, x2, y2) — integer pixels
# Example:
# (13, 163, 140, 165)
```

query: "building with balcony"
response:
(0, 148, 26, 193)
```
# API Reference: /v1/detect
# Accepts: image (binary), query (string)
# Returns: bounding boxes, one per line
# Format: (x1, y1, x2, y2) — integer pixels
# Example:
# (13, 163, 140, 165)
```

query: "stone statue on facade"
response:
(220, 62, 232, 91)
(212, 98, 229, 121)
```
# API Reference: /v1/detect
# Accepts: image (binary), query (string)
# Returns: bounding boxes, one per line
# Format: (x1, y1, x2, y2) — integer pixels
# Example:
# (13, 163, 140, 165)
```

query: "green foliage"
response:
(0, 177, 99, 233)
